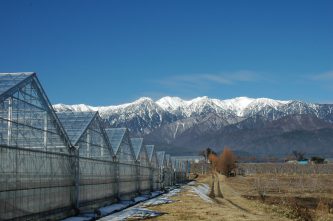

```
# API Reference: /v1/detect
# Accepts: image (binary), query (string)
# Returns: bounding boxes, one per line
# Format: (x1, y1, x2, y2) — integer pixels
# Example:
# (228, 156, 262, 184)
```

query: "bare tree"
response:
(218, 147, 237, 177)
(199, 147, 217, 163)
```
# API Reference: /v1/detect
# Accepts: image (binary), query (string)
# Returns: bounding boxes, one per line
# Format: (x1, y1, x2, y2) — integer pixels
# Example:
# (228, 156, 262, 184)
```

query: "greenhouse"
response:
(57, 111, 116, 207)
(105, 128, 137, 199)
(0, 72, 187, 220)
(145, 144, 160, 190)
(0, 73, 73, 220)
(130, 138, 151, 194)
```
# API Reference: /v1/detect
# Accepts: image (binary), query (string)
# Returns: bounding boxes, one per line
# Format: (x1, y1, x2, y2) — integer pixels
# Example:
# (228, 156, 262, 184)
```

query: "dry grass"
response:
(227, 174, 333, 198)
(226, 173, 333, 221)
(148, 173, 291, 221)
(146, 171, 333, 221)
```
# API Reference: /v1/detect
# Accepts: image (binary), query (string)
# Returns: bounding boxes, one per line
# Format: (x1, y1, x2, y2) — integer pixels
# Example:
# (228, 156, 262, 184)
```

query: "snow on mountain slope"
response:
(54, 96, 292, 118)
(53, 96, 333, 136)
(156, 96, 186, 112)
(156, 96, 290, 117)
(53, 103, 96, 112)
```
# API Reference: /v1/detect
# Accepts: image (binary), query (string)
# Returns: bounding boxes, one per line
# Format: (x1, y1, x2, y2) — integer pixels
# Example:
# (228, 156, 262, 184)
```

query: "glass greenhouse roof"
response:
(56, 111, 96, 145)
(105, 128, 127, 154)
(0, 73, 34, 97)
(145, 145, 155, 161)
(131, 138, 143, 160)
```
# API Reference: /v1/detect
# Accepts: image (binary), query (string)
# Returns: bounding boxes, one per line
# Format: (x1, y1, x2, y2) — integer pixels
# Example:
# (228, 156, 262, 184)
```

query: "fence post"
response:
(136, 162, 140, 195)
(115, 159, 120, 200)
(70, 147, 80, 212)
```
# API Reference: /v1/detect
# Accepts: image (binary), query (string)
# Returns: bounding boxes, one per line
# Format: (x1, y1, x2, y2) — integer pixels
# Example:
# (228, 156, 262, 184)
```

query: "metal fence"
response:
(237, 163, 333, 175)
(0, 145, 74, 220)
(0, 144, 186, 220)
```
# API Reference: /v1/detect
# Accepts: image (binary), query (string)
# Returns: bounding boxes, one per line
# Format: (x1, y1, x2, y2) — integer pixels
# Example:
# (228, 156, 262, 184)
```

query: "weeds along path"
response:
(148, 174, 291, 221)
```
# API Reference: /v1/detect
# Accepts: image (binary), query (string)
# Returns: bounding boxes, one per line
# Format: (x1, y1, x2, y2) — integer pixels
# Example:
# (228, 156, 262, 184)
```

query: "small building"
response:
(172, 156, 205, 164)
(298, 159, 309, 165)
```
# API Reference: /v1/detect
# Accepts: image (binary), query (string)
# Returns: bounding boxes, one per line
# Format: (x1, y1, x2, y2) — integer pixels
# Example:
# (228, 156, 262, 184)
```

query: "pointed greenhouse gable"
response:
(131, 138, 149, 166)
(57, 111, 114, 159)
(0, 72, 70, 152)
(57, 111, 96, 145)
(105, 128, 135, 163)
(145, 144, 158, 168)
(105, 128, 126, 154)
(130, 138, 143, 160)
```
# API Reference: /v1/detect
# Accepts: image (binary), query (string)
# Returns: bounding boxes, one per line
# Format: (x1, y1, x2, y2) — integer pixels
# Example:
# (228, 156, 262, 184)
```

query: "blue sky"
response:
(0, 0, 332, 105)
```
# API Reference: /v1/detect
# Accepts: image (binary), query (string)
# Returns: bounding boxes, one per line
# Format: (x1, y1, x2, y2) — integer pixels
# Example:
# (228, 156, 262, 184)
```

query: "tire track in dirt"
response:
(148, 174, 291, 221)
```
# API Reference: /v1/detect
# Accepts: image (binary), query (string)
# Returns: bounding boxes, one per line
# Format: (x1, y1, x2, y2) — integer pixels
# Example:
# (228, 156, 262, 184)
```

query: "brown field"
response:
(147, 164, 333, 221)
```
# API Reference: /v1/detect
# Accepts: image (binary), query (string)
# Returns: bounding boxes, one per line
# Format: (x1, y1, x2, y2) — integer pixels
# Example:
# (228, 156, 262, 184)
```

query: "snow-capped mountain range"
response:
(54, 96, 332, 130)
(54, 96, 291, 117)
(54, 96, 333, 156)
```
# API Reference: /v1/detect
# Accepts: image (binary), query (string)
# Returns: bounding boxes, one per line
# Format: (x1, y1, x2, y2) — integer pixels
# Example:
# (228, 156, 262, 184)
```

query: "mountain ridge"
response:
(53, 96, 333, 157)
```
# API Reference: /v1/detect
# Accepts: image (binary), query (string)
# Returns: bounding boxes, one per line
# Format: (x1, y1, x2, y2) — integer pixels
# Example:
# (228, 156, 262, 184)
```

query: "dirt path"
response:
(148, 174, 291, 221)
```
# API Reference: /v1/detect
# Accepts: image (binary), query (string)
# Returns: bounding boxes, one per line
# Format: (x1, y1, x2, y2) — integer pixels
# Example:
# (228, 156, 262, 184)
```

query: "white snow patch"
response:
(98, 208, 163, 221)
(191, 183, 213, 203)
(142, 197, 173, 206)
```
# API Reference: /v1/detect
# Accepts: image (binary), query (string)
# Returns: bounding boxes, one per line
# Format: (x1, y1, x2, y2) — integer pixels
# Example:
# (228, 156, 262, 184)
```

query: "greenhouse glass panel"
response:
(105, 128, 135, 163)
(0, 73, 69, 153)
(0, 73, 72, 220)
(131, 137, 143, 160)
(105, 128, 137, 199)
(0, 73, 33, 96)
(131, 138, 150, 193)
(146, 145, 160, 190)
(57, 111, 113, 160)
